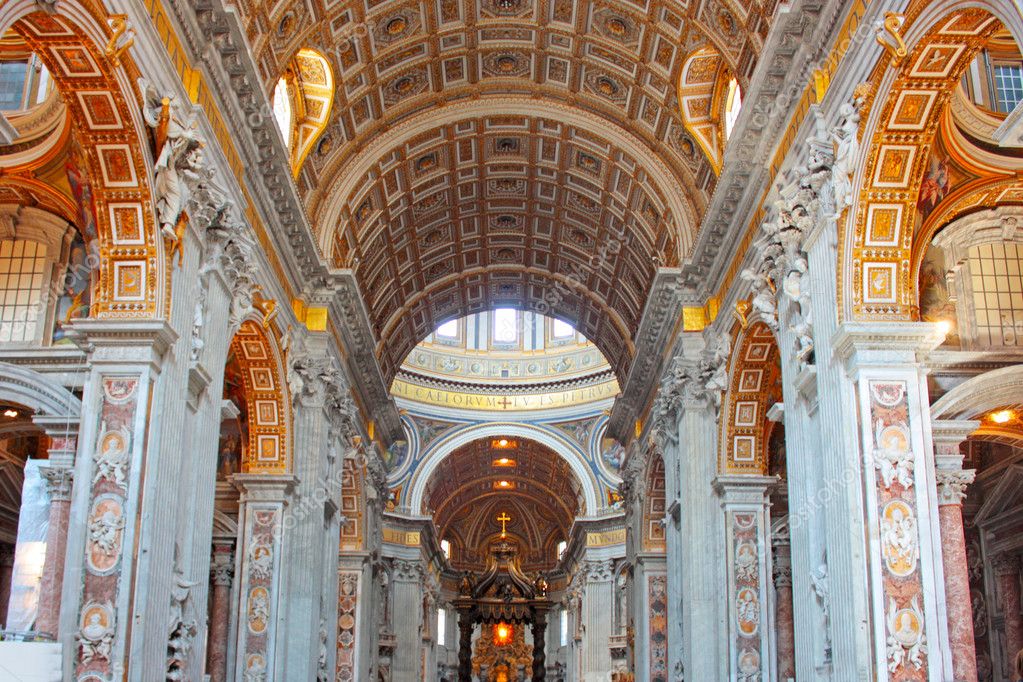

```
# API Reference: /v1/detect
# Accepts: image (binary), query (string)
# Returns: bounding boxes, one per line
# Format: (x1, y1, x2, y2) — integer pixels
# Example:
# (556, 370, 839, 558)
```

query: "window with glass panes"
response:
(968, 241, 1023, 346)
(994, 63, 1023, 113)
(0, 61, 28, 110)
(0, 240, 47, 343)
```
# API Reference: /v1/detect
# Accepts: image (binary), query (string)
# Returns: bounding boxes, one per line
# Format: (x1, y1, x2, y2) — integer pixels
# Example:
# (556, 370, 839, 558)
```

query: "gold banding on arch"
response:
(229, 320, 291, 473)
(720, 322, 781, 475)
(10, 11, 164, 317)
(848, 7, 1003, 320)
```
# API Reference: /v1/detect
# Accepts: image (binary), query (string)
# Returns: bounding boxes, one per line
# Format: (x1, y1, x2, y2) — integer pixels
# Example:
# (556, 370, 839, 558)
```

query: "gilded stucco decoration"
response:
(217, 0, 779, 381)
(720, 322, 781, 475)
(9, 11, 164, 317)
(228, 320, 292, 473)
(849, 8, 1002, 320)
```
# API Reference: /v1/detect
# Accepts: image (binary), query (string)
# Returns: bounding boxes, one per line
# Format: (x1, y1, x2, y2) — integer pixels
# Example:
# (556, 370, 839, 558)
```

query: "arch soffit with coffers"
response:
(405, 422, 600, 517)
(313, 98, 700, 255)
(0, 3, 166, 319)
(312, 100, 701, 383)
(718, 321, 780, 476)
(841, 0, 1022, 321)
(227, 318, 293, 474)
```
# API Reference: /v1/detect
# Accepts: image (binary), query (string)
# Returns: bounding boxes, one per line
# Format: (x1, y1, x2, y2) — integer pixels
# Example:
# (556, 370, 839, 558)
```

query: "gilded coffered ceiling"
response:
(423, 437, 581, 569)
(224, 0, 780, 381)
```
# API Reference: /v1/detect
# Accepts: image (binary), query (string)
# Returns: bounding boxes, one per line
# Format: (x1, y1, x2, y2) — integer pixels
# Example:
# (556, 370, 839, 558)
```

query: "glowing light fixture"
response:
(991, 410, 1013, 424)
(494, 623, 512, 645)
(3, 409, 17, 418)
(936, 320, 952, 338)
(497, 480, 511, 488)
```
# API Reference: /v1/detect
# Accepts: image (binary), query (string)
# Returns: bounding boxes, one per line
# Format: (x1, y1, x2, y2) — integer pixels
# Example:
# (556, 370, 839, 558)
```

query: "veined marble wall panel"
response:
(75, 376, 143, 681)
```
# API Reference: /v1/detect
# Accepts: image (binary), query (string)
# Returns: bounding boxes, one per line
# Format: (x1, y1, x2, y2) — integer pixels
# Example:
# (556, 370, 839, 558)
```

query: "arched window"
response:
(930, 208, 1023, 349)
(0, 239, 47, 343)
(960, 29, 1023, 114)
(272, 78, 292, 149)
(271, 49, 335, 176)
(724, 78, 742, 139)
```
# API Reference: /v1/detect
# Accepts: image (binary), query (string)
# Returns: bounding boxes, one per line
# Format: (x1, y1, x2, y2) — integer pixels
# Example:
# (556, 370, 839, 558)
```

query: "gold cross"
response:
(497, 512, 511, 535)
(497, 396, 512, 409)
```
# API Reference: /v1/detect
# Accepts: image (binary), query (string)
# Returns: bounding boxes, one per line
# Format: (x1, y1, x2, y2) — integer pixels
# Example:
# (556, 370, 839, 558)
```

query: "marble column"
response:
(278, 331, 347, 679)
(715, 475, 777, 682)
(36, 450, 74, 639)
(579, 559, 614, 678)
(932, 420, 980, 682)
(0, 545, 13, 626)
(229, 474, 294, 682)
(391, 558, 425, 679)
(675, 379, 727, 680)
(207, 541, 234, 682)
(772, 531, 795, 681)
(994, 555, 1023, 675)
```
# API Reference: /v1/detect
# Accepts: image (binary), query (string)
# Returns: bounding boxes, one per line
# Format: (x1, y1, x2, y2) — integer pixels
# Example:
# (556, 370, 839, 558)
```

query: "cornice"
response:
(831, 322, 946, 370)
(678, 0, 841, 297)
(394, 368, 617, 396)
(329, 275, 402, 441)
(606, 269, 683, 441)
(166, 0, 403, 441)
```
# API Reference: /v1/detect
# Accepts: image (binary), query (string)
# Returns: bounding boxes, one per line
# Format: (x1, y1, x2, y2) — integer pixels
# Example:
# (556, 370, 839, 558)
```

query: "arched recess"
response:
(931, 364, 1023, 419)
(843, 3, 1017, 321)
(1, 5, 165, 318)
(677, 47, 728, 174)
(226, 319, 291, 473)
(640, 452, 666, 553)
(406, 422, 600, 516)
(275, 48, 334, 178)
(0, 360, 80, 418)
(719, 322, 781, 475)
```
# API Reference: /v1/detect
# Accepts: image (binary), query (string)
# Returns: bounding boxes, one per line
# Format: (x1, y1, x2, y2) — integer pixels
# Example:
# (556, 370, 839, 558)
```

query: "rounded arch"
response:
(719, 321, 781, 475)
(931, 364, 1023, 420)
(275, 48, 334, 178)
(406, 422, 600, 516)
(677, 47, 727, 174)
(227, 319, 292, 473)
(0, 361, 80, 418)
(842, 2, 1019, 321)
(1, 4, 165, 318)
(640, 450, 666, 552)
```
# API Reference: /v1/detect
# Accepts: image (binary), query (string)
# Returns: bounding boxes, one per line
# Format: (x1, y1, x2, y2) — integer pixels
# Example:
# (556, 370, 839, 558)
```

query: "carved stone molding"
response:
(935, 469, 976, 506)
(391, 559, 424, 584)
(41, 464, 74, 502)
(581, 559, 614, 583)
(992, 554, 1019, 578)
(210, 545, 235, 587)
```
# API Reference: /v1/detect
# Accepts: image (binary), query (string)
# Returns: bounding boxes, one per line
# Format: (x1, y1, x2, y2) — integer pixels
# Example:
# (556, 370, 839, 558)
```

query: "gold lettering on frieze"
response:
(586, 529, 627, 547)
(382, 529, 422, 546)
(389, 379, 620, 410)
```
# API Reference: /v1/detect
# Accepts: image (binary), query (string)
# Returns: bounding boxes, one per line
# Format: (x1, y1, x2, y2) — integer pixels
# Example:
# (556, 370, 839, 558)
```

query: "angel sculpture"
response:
(140, 80, 203, 265)
(741, 267, 778, 329)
